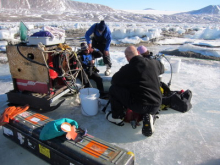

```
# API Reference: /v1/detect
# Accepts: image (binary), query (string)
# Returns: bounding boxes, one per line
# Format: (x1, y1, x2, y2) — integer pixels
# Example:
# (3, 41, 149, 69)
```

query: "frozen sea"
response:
(0, 44, 220, 165)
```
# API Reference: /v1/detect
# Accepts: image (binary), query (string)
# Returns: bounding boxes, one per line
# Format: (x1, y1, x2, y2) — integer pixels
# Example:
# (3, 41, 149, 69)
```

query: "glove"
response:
(93, 67, 99, 73)
(0, 105, 29, 126)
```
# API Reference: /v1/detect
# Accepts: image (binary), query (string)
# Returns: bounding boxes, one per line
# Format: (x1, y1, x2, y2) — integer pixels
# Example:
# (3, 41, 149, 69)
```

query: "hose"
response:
(16, 45, 59, 73)
(161, 54, 172, 87)
(154, 53, 173, 87)
(17, 45, 82, 93)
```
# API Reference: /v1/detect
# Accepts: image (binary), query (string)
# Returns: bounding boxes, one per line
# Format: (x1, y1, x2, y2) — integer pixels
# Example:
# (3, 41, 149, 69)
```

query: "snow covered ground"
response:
(0, 22, 220, 165)
(0, 22, 220, 58)
(0, 47, 220, 165)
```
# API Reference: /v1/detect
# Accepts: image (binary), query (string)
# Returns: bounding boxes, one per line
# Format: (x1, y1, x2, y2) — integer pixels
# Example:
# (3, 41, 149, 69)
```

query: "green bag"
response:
(19, 21, 29, 42)
(39, 118, 78, 141)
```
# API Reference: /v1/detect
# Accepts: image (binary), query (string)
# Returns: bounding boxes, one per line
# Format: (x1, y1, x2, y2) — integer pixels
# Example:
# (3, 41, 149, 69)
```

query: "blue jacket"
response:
(81, 54, 93, 66)
(85, 23, 112, 51)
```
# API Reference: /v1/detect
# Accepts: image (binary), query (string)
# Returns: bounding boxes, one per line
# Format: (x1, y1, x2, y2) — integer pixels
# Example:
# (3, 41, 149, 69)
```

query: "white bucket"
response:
(170, 58, 181, 73)
(79, 88, 100, 116)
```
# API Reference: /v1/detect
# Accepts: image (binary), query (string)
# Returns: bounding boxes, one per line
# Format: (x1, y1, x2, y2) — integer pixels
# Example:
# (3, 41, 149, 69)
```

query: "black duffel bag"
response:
(161, 82, 192, 113)
(169, 90, 192, 113)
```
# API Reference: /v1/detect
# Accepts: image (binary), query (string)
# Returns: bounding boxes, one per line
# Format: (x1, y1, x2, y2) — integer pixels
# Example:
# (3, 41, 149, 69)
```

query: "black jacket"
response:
(112, 55, 164, 106)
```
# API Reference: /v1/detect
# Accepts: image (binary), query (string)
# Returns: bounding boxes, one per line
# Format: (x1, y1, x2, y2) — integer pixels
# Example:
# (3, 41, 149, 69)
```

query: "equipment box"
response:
(2, 110, 134, 165)
(27, 36, 65, 46)
(6, 45, 72, 110)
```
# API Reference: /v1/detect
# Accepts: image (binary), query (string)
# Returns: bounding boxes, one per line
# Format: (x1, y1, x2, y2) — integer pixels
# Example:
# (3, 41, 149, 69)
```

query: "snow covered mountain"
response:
(0, 0, 115, 12)
(144, 8, 155, 10)
(182, 5, 220, 15)
(0, 0, 219, 23)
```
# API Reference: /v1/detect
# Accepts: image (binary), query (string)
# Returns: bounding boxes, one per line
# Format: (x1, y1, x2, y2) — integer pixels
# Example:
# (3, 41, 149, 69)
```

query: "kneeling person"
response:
(106, 46, 164, 137)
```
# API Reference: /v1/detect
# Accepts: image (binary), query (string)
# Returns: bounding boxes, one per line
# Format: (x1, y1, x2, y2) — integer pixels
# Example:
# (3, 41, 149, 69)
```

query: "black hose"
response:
(16, 45, 59, 73)
(17, 45, 77, 92)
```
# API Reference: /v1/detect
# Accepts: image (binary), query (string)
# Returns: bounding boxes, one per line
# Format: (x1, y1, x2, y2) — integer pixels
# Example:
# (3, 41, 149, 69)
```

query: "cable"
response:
(17, 44, 90, 93)
(153, 53, 173, 87)
(161, 54, 172, 87)
(16, 45, 59, 73)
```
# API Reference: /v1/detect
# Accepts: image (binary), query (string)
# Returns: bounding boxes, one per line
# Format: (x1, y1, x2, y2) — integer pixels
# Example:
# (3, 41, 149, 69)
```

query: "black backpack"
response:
(161, 82, 192, 113)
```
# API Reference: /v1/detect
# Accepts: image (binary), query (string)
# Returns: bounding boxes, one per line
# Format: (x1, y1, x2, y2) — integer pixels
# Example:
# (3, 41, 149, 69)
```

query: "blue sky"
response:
(74, 0, 219, 11)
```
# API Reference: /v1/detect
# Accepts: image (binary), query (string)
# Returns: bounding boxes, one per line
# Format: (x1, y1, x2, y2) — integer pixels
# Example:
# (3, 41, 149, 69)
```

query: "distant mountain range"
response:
(0, 0, 114, 12)
(0, 0, 219, 23)
(144, 8, 155, 10)
(183, 5, 220, 15)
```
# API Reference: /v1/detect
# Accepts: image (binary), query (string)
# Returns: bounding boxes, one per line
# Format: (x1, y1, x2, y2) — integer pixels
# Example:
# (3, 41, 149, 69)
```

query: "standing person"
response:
(85, 20, 112, 76)
(77, 43, 104, 97)
(106, 45, 164, 137)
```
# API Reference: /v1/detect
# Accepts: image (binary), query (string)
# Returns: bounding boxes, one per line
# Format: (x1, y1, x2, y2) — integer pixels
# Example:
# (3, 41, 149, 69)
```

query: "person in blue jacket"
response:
(85, 20, 112, 76)
(77, 43, 104, 97)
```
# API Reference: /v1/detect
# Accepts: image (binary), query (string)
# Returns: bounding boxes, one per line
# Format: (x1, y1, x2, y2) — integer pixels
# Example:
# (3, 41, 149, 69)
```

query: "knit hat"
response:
(80, 42, 88, 51)
(137, 45, 148, 55)
(98, 20, 106, 32)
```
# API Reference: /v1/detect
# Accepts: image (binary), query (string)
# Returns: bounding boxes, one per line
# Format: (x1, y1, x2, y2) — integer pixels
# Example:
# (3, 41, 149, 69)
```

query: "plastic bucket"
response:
(79, 88, 100, 116)
(170, 58, 181, 73)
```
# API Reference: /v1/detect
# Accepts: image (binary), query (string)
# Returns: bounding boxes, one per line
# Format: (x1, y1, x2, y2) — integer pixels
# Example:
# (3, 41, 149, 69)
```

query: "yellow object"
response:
(160, 86, 164, 94)
(127, 151, 135, 159)
(160, 104, 169, 110)
(58, 43, 72, 51)
(39, 144, 51, 158)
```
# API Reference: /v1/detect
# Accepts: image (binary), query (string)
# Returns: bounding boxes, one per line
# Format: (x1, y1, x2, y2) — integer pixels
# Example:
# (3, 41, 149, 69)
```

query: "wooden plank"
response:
(7, 45, 52, 83)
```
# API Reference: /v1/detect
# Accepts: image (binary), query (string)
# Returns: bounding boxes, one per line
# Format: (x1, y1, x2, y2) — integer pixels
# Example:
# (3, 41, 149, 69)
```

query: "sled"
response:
(2, 110, 134, 165)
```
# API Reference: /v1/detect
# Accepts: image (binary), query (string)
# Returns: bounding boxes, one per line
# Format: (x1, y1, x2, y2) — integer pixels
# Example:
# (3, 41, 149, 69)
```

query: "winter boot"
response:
(153, 114, 159, 124)
(142, 114, 154, 137)
(105, 64, 111, 76)
(105, 111, 124, 126)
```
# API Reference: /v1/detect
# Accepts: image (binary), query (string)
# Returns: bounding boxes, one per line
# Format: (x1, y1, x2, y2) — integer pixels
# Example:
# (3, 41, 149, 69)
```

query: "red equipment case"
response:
(6, 45, 74, 110)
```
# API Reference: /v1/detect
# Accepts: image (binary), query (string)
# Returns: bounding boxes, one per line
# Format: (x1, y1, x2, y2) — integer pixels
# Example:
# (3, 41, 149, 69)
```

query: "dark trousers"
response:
(78, 71, 104, 93)
(109, 85, 160, 119)
(89, 72, 104, 93)
(92, 38, 112, 67)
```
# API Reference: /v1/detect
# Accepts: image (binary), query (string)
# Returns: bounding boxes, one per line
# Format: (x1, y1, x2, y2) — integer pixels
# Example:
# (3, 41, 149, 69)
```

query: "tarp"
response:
(19, 21, 29, 42)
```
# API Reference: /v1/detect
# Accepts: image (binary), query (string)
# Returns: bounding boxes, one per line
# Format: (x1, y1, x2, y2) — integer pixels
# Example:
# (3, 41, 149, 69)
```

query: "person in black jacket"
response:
(77, 43, 104, 97)
(106, 45, 164, 137)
